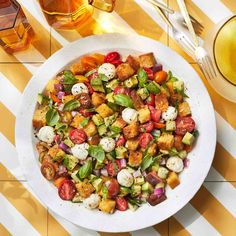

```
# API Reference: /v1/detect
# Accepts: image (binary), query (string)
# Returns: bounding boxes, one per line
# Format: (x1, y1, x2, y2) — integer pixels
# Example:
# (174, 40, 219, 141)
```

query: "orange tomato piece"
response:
(50, 93, 61, 104)
(154, 71, 168, 84)
(91, 53, 105, 65)
(54, 177, 67, 188)
(154, 122, 166, 129)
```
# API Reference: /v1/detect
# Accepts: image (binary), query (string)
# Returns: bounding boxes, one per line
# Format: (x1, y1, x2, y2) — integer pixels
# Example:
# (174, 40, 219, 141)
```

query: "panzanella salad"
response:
(33, 51, 198, 213)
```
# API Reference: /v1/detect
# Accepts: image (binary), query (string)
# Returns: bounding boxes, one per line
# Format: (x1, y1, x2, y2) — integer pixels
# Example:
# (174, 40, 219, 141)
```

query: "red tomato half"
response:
(41, 162, 55, 180)
(175, 116, 195, 136)
(146, 94, 155, 106)
(116, 135, 126, 147)
(149, 106, 161, 122)
(111, 60, 123, 67)
(116, 197, 128, 211)
(139, 121, 154, 133)
(106, 160, 121, 177)
(69, 129, 87, 144)
(79, 108, 93, 117)
(58, 179, 77, 201)
(139, 133, 154, 148)
(105, 51, 121, 63)
(144, 67, 154, 80)
(113, 87, 130, 95)
(106, 179, 120, 198)
(84, 82, 94, 94)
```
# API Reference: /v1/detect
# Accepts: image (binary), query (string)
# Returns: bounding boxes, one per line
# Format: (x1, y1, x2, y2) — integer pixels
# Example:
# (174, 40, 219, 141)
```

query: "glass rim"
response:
(213, 14, 236, 86)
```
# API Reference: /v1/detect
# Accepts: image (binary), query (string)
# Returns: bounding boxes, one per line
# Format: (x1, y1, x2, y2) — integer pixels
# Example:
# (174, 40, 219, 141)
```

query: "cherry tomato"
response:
(176, 117, 195, 136)
(149, 106, 161, 122)
(105, 179, 120, 198)
(79, 108, 93, 117)
(130, 90, 144, 110)
(174, 135, 184, 151)
(139, 121, 154, 133)
(54, 177, 67, 188)
(58, 179, 77, 201)
(77, 93, 91, 108)
(111, 60, 123, 67)
(84, 82, 94, 94)
(116, 135, 126, 147)
(106, 160, 121, 177)
(144, 67, 154, 80)
(41, 162, 56, 180)
(69, 129, 87, 144)
(139, 133, 154, 149)
(154, 70, 168, 84)
(116, 197, 128, 211)
(153, 122, 166, 129)
(146, 94, 155, 106)
(105, 51, 121, 63)
(88, 71, 98, 80)
(113, 87, 130, 95)
(50, 93, 61, 104)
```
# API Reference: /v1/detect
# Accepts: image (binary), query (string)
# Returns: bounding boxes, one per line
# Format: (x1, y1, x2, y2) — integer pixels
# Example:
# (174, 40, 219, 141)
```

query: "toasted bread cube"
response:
(126, 55, 140, 71)
(76, 182, 95, 198)
(166, 172, 180, 189)
(128, 150, 142, 167)
(125, 138, 139, 151)
(70, 62, 86, 75)
(71, 113, 86, 128)
(33, 106, 48, 129)
(157, 133, 174, 150)
(147, 143, 157, 156)
(178, 101, 191, 117)
(48, 145, 65, 160)
(123, 122, 139, 139)
(139, 52, 156, 68)
(92, 92, 106, 107)
(155, 93, 169, 112)
(96, 104, 114, 118)
(44, 79, 60, 96)
(138, 106, 151, 124)
(83, 121, 97, 137)
(98, 199, 116, 214)
(62, 95, 75, 104)
(112, 117, 127, 129)
(116, 63, 135, 81)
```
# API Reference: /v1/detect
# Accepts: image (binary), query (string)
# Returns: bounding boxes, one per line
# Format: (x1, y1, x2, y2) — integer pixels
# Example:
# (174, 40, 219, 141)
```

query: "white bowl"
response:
(15, 33, 216, 232)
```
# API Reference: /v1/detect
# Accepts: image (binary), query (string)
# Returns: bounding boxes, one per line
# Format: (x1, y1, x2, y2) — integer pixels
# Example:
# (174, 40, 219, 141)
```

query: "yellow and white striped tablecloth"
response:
(0, 0, 236, 235)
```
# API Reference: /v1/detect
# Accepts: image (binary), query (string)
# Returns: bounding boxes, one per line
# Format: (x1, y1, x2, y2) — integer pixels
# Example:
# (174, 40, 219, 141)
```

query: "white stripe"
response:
(192, 0, 233, 24)
(205, 167, 225, 181)
(0, 73, 22, 116)
(203, 182, 236, 218)
(0, 194, 41, 236)
(131, 227, 161, 236)
(174, 203, 221, 236)
(215, 112, 236, 159)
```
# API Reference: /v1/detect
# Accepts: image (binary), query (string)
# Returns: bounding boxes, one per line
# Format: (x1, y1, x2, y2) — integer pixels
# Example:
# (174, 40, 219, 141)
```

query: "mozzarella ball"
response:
(83, 194, 101, 209)
(71, 143, 89, 160)
(99, 137, 115, 152)
(162, 106, 178, 121)
(117, 169, 134, 187)
(166, 156, 184, 173)
(71, 83, 88, 95)
(98, 63, 116, 80)
(37, 126, 55, 144)
(122, 108, 138, 124)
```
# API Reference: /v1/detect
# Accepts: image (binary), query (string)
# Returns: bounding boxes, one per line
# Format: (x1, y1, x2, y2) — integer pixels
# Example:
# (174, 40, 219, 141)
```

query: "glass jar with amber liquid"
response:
(39, 0, 116, 30)
(0, 0, 35, 54)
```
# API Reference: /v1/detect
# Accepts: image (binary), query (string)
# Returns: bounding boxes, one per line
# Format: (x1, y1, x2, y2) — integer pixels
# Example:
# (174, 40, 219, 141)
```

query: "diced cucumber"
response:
(92, 114, 104, 126)
(64, 138, 74, 148)
(124, 75, 138, 88)
(173, 80, 184, 92)
(98, 124, 107, 136)
(182, 132, 195, 145)
(178, 150, 187, 159)
(115, 146, 127, 159)
(72, 194, 83, 203)
(155, 182, 165, 189)
(63, 154, 79, 171)
(119, 186, 131, 197)
(151, 163, 159, 172)
(37, 93, 50, 105)
(128, 202, 139, 211)
(91, 77, 102, 86)
(147, 81, 161, 94)
(106, 79, 119, 90)
(91, 178, 103, 192)
(106, 92, 115, 103)
(157, 167, 169, 179)
(71, 171, 81, 183)
(134, 176, 145, 185)
(91, 85, 105, 93)
(141, 182, 153, 193)
(151, 129, 161, 138)
(104, 113, 118, 127)
(137, 88, 149, 100)
(126, 166, 135, 174)
(131, 185, 142, 197)
(166, 120, 176, 131)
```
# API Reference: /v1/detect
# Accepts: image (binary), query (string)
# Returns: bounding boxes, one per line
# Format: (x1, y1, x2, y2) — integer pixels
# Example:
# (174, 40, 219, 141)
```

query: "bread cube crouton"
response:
(70, 62, 86, 75)
(178, 101, 191, 117)
(125, 138, 139, 151)
(166, 172, 180, 189)
(62, 95, 75, 104)
(96, 104, 114, 118)
(157, 133, 174, 150)
(44, 79, 60, 96)
(91, 92, 106, 107)
(112, 117, 127, 129)
(71, 113, 86, 128)
(123, 122, 139, 139)
(126, 55, 140, 71)
(155, 93, 169, 112)
(33, 106, 48, 129)
(147, 143, 157, 156)
(83, 121, 97, 137)
(98, 199, 116, 214)
(76, 182, 95, 198)
(139, 52, 157, 68)
(48, 145, 65, 161)
(138, 106, 151, 124)
(128, 150, 143, 167)
(116, 63, 135, 81)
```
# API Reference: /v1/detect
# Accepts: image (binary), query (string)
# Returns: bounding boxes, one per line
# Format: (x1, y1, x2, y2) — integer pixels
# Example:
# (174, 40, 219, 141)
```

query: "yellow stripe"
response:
(0, 224, 11, 236)
(0, 64, 32, 93)
(153, 219, 168, 236)
(48, 213, 70, 236)
(99, 232, 131, 236)
(0, 164, 15, 181)
(220, 0, 236, 12)
(115, 0, 168, 45)
(0, 103, 15, 145)
(0, 164, 69, 236)
(190, 186, 236, 235)
(169, 217, 191, 236)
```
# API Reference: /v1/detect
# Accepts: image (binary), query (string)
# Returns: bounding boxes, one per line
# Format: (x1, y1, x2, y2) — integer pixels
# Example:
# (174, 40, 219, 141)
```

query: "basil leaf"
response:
(38, 93, 51, 105)
(46, 108, 60, 126)
(64, 99, 80, 111)
(63, 71, 77, 85)
(80, 118, 89, 127)
(110, 126, 121, 134)
(128, 198, 143, 206)
(137, 68, 148, 87)
(114, 94, 134, 108)
(55, 122, 68, 131)
(141, 154, 153, 170)
(99, 74, 109, 82)
(78, 160, 93, 179)
(88, 145, 105, 163)
(192, 130, 199, 138)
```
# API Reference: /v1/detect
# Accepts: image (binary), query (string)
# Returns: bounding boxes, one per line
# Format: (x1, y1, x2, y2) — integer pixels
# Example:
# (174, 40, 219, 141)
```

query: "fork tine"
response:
(205, 56, 217, 77)
(182, 21, 203, 36)
(189, 14, 204, 29)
